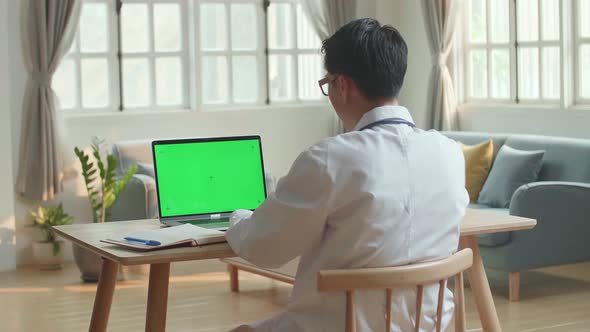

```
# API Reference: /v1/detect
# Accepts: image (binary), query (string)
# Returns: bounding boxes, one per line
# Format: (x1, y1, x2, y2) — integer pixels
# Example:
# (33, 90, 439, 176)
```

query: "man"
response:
(226, 18, 469, 331)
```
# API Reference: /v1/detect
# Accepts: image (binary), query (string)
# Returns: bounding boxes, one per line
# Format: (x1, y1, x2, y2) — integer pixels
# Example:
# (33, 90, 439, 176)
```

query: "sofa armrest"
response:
(504, 181, 590, 268)
(109, 174, 158, 221)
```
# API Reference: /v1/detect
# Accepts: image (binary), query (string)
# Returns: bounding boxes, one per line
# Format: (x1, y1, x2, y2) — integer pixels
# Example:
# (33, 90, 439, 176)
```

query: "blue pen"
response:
(124, 237, 161, 246)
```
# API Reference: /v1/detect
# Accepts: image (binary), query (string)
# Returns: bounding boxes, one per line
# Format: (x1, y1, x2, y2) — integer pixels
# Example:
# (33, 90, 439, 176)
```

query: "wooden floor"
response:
(0, 260, 589, 332)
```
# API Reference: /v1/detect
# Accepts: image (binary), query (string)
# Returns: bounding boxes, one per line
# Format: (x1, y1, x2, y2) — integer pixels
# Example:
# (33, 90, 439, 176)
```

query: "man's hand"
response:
(230, 209, 254, 227)
(264, 168, 276, 193)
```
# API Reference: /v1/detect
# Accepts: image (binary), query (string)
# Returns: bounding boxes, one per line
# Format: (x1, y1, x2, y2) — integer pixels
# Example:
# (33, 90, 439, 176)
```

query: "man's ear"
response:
(338, 75, 351, 104)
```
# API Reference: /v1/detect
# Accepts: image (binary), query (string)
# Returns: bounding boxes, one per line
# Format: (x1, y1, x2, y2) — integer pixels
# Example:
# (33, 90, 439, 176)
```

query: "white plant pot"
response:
(33, 241, 65, 270)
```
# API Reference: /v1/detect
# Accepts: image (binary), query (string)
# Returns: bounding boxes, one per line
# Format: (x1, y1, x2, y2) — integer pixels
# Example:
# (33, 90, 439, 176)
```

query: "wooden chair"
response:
(317, 248, 473, 332)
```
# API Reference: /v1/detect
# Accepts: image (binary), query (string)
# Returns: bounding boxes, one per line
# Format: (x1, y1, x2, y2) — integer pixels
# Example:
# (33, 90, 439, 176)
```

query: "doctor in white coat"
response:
(226, 18, 469, 332)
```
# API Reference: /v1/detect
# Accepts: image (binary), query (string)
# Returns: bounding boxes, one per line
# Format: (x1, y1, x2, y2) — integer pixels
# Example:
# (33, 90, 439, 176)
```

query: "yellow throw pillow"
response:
(458, 140, 494, 203)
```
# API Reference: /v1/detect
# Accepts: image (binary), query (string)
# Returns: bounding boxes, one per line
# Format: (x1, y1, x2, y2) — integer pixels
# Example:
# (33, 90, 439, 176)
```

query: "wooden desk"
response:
(221, 208, 537, 332)
(54, 208, 535, 332)
(53, 220, 234, 332)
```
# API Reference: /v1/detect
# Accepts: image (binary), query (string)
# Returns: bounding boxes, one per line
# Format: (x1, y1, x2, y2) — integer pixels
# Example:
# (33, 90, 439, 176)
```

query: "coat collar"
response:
(352, 105, 415, 132)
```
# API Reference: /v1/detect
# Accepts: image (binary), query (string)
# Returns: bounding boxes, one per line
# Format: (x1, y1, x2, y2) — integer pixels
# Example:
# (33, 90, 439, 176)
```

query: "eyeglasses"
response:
(318, 75, 337, 96)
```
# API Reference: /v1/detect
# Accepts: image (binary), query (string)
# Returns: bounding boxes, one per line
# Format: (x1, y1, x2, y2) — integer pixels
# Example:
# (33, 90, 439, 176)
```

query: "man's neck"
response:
(344, 99, 399, 132)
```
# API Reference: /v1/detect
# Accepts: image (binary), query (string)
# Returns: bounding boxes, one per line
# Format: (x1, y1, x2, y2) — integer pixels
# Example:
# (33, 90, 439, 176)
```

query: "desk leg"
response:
(146, 263, 170, 332)
(89, 259, 119, 332)
(461, 236, 501, 332)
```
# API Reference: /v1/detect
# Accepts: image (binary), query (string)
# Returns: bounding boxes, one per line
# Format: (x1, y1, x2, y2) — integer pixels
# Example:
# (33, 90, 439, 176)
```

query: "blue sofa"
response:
(444, 131, 590, 300)
(109, 133, 590, 301)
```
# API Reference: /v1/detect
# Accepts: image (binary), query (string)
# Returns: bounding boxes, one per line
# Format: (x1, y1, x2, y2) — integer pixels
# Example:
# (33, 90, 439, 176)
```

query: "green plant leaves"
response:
(31, 203, 73, 244)
(75, 137, 138, 223)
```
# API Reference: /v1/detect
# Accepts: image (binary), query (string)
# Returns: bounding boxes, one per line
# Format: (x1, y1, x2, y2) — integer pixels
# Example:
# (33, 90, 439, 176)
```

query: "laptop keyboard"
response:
(185, 218, 230, 229)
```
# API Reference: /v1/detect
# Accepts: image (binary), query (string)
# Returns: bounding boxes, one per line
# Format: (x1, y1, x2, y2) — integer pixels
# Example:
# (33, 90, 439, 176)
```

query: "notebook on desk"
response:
(101, 224, 227, 251)
(151, 136, 268, 230)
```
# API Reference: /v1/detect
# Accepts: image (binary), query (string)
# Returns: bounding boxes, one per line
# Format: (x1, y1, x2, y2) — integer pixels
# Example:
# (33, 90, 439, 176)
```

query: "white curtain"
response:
(301, 0, 356, 135)
(17, 0, 81, 200)
(421, 0, 463, 131)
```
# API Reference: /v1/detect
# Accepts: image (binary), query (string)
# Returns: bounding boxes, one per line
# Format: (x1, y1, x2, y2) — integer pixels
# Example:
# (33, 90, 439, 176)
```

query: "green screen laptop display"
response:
(153, 137, 266, 218)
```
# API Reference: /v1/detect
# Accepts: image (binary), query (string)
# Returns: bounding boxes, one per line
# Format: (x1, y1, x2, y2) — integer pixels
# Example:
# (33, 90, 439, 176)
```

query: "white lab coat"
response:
(226, 106, 469, 332)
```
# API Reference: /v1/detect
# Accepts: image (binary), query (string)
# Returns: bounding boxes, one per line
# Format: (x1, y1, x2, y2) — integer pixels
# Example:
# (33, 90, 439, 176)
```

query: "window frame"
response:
(118, 0, 190, 111)
(574, 0, 590, 105)
(57, 0, 120, 113)
(267, 0, 324, 104)
(194, 0, 268, 109)
(460, 0, 578, 108)
(463, 0, 517, 104)
(515, 0, 562, 104)
(55, 0, 325, 113)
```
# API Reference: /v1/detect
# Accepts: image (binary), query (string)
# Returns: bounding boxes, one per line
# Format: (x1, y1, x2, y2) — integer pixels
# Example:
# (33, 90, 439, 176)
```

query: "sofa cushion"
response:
(468, 204, 512, 247)
(478, 145, 545, 208)
(459, 140, 494, 203)
(442, 131, 508, 161)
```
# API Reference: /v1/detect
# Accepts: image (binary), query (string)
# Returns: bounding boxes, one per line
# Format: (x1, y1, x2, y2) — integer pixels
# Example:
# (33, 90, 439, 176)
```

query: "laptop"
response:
(151, 135, 267, 230)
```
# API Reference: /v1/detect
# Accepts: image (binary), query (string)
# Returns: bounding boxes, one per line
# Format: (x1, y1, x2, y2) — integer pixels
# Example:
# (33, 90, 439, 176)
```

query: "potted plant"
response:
(73, 137, 137, 281)
(31, 204, 73, 270)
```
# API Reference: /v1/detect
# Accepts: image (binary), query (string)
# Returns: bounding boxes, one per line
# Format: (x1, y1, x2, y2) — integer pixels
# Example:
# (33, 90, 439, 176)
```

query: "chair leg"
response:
(509, 272, 520, 302)
(454, 273, 466, 332)
(228, 264, 239, 292)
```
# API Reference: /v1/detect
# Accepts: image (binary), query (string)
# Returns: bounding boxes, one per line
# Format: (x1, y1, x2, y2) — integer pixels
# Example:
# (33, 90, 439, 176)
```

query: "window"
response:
(120, 0, 188, 109)
(267, 1, 323, 102)
(463, 0, 566, 104)
(53, 0, 323, 112)
(576, 0, 590, 101)
(53, 0, 118, 111)
(198, 1, 264, 105)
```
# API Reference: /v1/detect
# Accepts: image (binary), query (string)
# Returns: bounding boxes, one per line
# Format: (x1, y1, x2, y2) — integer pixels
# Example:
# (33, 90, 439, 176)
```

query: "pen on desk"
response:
(124, 237, 161, 246)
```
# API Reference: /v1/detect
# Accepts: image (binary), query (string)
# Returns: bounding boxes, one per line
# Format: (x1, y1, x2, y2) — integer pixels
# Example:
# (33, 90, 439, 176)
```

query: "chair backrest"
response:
(317, 248, 473, 332)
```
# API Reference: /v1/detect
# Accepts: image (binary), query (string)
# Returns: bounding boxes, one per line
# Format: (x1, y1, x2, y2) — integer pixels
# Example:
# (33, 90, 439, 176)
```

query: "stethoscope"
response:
(358, 118, 416, 131)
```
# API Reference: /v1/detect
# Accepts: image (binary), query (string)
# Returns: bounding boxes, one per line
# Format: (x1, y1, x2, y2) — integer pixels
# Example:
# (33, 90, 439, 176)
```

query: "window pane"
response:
(581, 0, 590, 38)
(541, 0, 560, 41)
(296, 4, 320, 50)
(81, 58, 110, 108)
(518, 47, 540, 99)
(123, 58, 151, 107)
(298, 54, 323, 100)
(469, 50, 487, 98)
(469, 0, 486, 43)
(154, 3, 182, 52)
(490, 49, 510, 99)
(517, 0, 539, 42)
(579, 45, 590, 98)
(542, 47, 560, 99)
(52, 59, 77, 109)
(202, 56, 228, 104)
(155, 57, 183, 106)
(269, 55, 294, 101)
(200, 3, 227, 51)
(230, 4, 257, 51)
(79, 3, 108, 53)
(268, 3, 294, 49)
(490, 0, 509, 43)
(232, 56, 258, 103)
(121, 4, 150, 53)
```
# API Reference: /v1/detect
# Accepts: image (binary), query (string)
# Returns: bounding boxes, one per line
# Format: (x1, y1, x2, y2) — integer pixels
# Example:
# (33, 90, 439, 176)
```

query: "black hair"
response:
(321, 18, 408, 100)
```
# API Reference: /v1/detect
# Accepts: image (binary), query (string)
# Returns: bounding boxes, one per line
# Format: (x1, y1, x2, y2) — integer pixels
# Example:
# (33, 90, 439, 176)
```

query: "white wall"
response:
(373, 0, 431, 128)
(0, 0, 17, 271)
(4, 0, 336, 266)
(377, 0, 590, 139)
